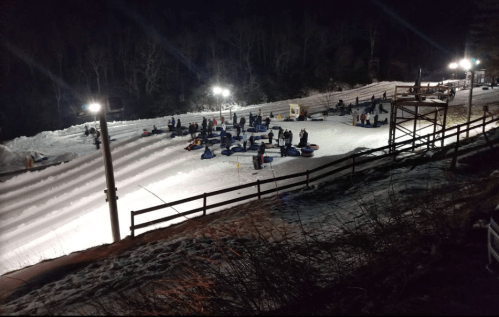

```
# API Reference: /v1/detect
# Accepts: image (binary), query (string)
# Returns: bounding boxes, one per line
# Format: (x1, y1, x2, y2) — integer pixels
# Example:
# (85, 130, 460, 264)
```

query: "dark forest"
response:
(0, 0, 475, 140)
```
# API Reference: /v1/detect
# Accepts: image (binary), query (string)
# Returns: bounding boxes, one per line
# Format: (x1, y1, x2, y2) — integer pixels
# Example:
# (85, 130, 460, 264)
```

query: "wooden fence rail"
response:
(130, 112, 499, 237)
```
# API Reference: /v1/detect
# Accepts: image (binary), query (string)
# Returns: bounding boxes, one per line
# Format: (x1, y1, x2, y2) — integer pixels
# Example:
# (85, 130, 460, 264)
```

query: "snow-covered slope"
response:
(0, 81, 497, 276)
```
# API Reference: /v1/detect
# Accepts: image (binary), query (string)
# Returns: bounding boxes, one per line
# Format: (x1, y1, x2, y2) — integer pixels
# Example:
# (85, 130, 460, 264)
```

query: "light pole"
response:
(89, 102, 121, 242)
(213, 86, 230, 122)
(450, 59, 479, 138)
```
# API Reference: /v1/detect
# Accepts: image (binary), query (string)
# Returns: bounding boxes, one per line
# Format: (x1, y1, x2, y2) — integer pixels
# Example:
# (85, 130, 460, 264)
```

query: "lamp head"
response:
(88, 103, 101, 113)
(459, 59, 471, 70)
(222, 89, 230, 97)
(213, 87, 222, 94)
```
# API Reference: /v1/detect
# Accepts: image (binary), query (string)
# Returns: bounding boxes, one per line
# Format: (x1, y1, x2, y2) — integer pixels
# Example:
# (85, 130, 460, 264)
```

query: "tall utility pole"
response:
(99, 109, 121, 242)
(466, 69, 475, 138)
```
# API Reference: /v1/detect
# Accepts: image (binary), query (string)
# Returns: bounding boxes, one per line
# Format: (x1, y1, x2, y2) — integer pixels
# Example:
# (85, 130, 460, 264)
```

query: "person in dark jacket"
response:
(371, 95, 375, 102)
(302, 129, 308, 146)
(270, 112, 274, 118)
(373, 114, 379, 127)
(220, 129, 227, 145)
(278, 137, 286, 157)
(383, 91, 387, 100)
(208, 119, 213, 137)
(278, 127, 284, 139)
(355, 96, 359, 106)
(84, 125, 90, 136)
(249, 134, 255, 146)
(268, 130, 274, 144)
(288, 130, 293, 148)
(176, 119, 182, 137)
(240, 116, 246, 132)
(168, 120, 173, 131)
(265, 117, 271, 130)
(242, 132, 248, 152)
(225, 136, 231, 155)
(172, 117, 176, 127)
(249, 112, 254, 126)
(236, 125, 241, 138)
(233, 113, 237, 126)
(189, 123, 195, 140)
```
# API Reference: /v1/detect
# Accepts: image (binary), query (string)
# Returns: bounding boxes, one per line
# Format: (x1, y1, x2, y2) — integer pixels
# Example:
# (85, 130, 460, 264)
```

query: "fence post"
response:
(203, 193, 207, 216)
(483, 106, 488, 134)
(451, 126, 460, 170)
(306, 170, 310, 187)
(257, 179, 261, 200)
(131, 211, 135, 238)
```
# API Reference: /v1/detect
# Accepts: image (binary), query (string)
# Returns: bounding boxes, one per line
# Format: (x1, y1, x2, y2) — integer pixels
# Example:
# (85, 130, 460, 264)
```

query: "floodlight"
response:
(213, 87, 222, 94)
(222, 89, 230, 97)
(449, 62, 458, 69)
(476, 60, 480, 65)
(459, 59, 471, 70)
(88, 103, 101, 112)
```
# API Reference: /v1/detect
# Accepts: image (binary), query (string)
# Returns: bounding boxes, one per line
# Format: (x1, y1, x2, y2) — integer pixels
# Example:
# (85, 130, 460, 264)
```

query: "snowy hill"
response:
(0, 80, 498, 277)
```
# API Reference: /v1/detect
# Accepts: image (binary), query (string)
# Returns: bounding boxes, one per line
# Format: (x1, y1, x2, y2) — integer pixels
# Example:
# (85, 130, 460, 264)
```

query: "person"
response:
(347, 103, 353, 115)
(355, 96, 359, 106)
(259, 141, 266, 155)
(373, 114, 379, 127)
(302, 129, 308, 146)
(221, 116, 225, 124)
(258, 142, 266, 169)
(265, 117, 271, 130)
(189, 123, 196, 140)
(366, 113, 371, 126)
(278, 127, 284, 139)
(240, 116, 246, 132)
(270, 112, 274, 118)
(298, 129, 304, 147)
(233, 113, 237, 126)
(185, 138, 201, 151)
(371, 95, 375, 102)
(222, 122, 226, 131)
(176, 119, 182, 136)
(202, 133, 209, 145)
(383, 91, 387, 100)
(84, 125, 90, 136)
(225, 135, 232, 155)
(288, 130, 293, 149)
(249, 133, 255, 146)
(268, 130, 274, 144)
(249, 112, 254, 126)
(257, 109, 263, 125)
(213, 117, 218, 129)
(208, 119, 213, 137)
(352, 109, 358, 126)
(278, 136, 286, 157)
(168, 120, 173, 131)
(285, 131, 291, 151)
(360, 112, 366, 125)
(236, 124, 241, 138)
(277, 114, 282, 120)
(242, 132, 248, 152)
(258, 108, 263, 117)
(379, 103, 388, 113)
(172, 117, 176, 127)
(202, 117, 207, 132)
(220, 128, 227, 145)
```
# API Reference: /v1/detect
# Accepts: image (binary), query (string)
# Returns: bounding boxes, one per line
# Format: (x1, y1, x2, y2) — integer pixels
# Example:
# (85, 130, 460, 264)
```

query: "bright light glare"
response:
(449, 62, 458, 69)
(459, 59, 471, 70)
(222, 89, 230, 97)
(88, 103, 101, 112)
(476, 60, 480, 65)
(213, 87, 222, 94)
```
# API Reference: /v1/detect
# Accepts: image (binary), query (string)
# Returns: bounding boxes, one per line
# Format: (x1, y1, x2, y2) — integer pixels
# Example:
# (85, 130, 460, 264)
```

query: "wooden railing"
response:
(130, 109, 499, 238)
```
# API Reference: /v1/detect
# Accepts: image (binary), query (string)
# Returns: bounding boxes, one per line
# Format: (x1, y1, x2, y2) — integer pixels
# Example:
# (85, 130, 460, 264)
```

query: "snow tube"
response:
(265, 143, 274, 148)
(310, 144, 319, 150)
(231, 137, 236, 143)
(249, 144, 259, 151)
(261, 134, 269, 139)
(210, 139, 221, 144)
(255, 125, 267, 132)
(234, 135, 243, 140)
(284, 118, 295, 122)
(170, 133, 176, 138)
(287, 149, 301, 156)
(182, 131, 189, 135)
(232, 146, 243, 152)
(142, 133, 153, 137)
(247, 127, 256, 132)
(364, 125, 373, 128)
(191, 145, 203, 150)
(482, 87, 489, 90)
(216, 127, 223, 131)
(221, 149, 234, 156)
(152, 129, 164, 134)
(254, 136, 262, 140)
(201, 153, 216, 160)
(272, 126, 281, 130)
(264, 156, 273, 163)
(311, 118, 323, 121)
(356, 123, 364, 127)
(301, 146, 314, 154)
(301, 152, 314, 157)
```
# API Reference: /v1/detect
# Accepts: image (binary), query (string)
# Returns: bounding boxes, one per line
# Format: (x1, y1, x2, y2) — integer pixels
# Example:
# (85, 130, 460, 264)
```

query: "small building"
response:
(466, 69, 486, 85)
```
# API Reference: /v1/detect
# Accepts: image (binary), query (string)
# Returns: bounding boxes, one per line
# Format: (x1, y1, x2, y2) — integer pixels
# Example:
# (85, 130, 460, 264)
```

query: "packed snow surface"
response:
(0, 81, 497, 276)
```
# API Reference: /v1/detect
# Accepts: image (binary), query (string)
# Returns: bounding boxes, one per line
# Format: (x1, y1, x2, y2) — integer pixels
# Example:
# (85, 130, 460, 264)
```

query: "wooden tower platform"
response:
(388, 85, 450, 153)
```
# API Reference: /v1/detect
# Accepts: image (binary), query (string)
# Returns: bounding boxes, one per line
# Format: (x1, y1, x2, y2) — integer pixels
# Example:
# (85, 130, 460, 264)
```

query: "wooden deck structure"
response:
(389, 85, 450, 153)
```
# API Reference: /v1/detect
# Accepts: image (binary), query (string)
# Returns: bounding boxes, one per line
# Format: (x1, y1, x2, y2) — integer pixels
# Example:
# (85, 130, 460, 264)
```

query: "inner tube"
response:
(234, 135, 243, 140)
(287, 149, 301, 156)
(272, 126, 281, 130)
(170, 133, 176, 138)
(309, 144, 319, 150)
(301, 146, 314, 153)
(254, 136, 262, 140)
(263, 156, 273, 163)
(249, 144, 259, 150)
(191, 145, 203, 150)
(183, 131, 189, 135)
(232, 146, 243, 152)
(284, 118, 295, 122)
(261, 135, 269, 139)
(301, 152, 314, 157)
(221, 149, 234, 156)
(265, 143, 274, 148)
(201, 153, 216, 160)
(216, 127, 223, 131)
(247, 128, 256, 132)
(311, 118, 323, 121)
(210, 139, 221, 144)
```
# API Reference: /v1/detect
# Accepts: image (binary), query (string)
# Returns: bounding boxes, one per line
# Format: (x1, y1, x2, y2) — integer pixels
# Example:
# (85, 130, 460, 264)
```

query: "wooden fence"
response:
(130, 111, 499, 237)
